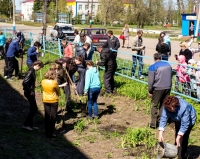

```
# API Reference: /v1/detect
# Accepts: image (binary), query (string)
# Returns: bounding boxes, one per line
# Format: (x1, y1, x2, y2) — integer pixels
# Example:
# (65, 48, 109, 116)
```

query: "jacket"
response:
(179, 49, 192, 64)
(175, 55, 190, 83)
(84, 67, 101, 93)
(41, 79, 60, 103)
(148, 60, 172, 94)
(16, 32, 25, 44)
(63, 43, 73, 58)
(27, 46, 38, 65)
(131, 35, 143, 55)
(0, 34, 6, 46)
(75, 46, 87, 59)
(22, 67, 36, 93)
(3, 42, 10, 56)
(6, 40, 22, 57)
(156, 42, 170, 56)
(159, 96, 196, 135)
(97, 48, 117, 70)
(102, 35, 120, 51)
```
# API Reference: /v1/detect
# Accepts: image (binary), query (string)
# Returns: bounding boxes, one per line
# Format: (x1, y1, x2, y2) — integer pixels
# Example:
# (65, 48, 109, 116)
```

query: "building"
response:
(21, 0, 34, 21)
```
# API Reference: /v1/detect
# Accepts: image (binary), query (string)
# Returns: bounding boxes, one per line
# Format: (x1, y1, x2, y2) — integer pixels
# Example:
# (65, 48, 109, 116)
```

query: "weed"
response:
(74, 119, 86, 133)
(83, 135, 97, 143)
(107, 152, 113, 158)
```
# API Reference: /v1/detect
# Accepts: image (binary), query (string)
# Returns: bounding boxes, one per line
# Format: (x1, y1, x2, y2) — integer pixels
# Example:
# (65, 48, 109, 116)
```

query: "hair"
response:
(158, 37, 164, 46)
(84, 42, 90, 48)
(33, 41, 41, 47)
(160, 32, 166, 37)
(163, 96, 180, 111)
(179, 42, 189, 49)
(124, 24, 129, 29)
(153, 53, 162, 60)
(0, 32, 3, 35)
(96, 45, 102, 50)
(75, 55, 84, 63)
(74, 29, 79, 34)
(80, 33, 85, 37)
(107, 30, 113, 35)
(61, 39, 68, 45)
(137, 30, 143, 35)
(6, 37, 12, 44)
(32, 60, 44, 68)
(44, 68, 56, 80)
(86, 60, 94, 67)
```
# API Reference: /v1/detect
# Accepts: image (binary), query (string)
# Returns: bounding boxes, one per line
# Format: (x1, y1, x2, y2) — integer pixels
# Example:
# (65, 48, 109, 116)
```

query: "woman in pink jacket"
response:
(175, 55, 191, 96)
(61, 39, 73, 58)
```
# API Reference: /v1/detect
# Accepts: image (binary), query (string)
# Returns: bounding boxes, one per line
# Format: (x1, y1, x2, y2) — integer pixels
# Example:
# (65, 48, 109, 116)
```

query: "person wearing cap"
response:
(6, 37, 23, 79)
(178, 42, 192, 64)
(26, 41, 42, 68)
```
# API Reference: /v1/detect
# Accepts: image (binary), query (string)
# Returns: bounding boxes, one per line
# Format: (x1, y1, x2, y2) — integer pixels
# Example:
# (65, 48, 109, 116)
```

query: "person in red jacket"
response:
(61, 38, 73, 58)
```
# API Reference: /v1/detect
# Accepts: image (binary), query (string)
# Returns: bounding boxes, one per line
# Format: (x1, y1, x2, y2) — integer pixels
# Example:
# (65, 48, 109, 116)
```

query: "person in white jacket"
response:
(73, 29, 80, 46)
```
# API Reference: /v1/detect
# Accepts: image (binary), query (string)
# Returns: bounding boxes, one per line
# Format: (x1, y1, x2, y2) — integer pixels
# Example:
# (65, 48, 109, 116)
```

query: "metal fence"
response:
(2, 28, 200, 102)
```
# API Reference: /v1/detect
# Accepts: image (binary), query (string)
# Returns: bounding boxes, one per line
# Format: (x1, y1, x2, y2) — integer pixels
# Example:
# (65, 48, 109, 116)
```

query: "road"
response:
(0, 22, 199, 66)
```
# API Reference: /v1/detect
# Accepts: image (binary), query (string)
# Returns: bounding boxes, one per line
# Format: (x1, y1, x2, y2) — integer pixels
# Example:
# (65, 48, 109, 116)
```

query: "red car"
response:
(80, 28, 109, 46)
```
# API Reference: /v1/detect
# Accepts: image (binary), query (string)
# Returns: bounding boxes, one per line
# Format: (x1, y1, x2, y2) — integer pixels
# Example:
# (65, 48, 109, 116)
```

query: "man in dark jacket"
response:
(96, 45, 117, 94)
(16, 30, 25, 48)
(75, 42, 90, 60)
(148, 53, 172, 128)
(103, 30, 120, 58)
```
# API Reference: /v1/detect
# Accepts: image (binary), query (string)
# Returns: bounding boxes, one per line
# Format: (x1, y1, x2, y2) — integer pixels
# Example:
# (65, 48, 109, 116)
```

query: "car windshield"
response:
(60, 26, 74, 31)
(90, 29, 106, 35)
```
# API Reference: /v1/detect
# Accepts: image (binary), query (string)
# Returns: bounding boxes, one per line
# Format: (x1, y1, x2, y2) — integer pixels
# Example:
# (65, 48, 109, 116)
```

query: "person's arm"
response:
(114, 37, 120, 50)
(28, 47, 38, 56)
(97, 53, 107, 66)
(54, 81, 60, 96)
(22, 70, 33, 93)
(131, 37, 143, 51)
(156, 43, 159, 51)
(15, 42, 22, 52)
(148, 66, 155, 94)
(84, 71, 91, 94)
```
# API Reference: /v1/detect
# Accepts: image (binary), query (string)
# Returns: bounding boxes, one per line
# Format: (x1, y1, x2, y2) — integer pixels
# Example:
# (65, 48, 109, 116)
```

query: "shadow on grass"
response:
(187, 145, 200, 159)
(98, 105, 116, 119)
(0, 75, 90, 158)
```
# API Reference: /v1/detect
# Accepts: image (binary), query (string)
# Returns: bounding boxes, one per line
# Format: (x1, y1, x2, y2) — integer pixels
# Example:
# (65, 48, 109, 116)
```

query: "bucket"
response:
(156, 142, 178, 159)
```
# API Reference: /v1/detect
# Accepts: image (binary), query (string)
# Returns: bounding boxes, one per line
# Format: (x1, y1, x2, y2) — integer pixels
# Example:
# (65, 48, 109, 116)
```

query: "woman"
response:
(158, 95, 196, 159)
(3, 37, 12, 78)
(122, 24, 130, 48)
(41, 68, 60, 138)
(156, 37, 170, 61)
(84, 61, 101, 118)
(178, 42, 192, 64)
(22, 60, 44, 131)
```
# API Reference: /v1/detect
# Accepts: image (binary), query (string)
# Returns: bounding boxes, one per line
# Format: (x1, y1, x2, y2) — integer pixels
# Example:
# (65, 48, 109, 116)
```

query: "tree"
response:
(33, 0, 43, 13)
(58, 0, 68, 13)
(0, 0, 13, 17)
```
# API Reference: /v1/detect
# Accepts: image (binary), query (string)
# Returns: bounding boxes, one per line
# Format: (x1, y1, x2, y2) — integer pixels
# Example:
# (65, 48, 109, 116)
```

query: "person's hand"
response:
(148, 94, 153, 98)
(61, 82, 68, 87)
(176, 135, 182, 147)
(158, 130, 164, 142)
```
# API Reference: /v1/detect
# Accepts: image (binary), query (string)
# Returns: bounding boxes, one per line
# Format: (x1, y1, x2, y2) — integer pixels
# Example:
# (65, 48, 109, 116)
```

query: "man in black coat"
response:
(96, 45, 117, 94)
(103, 30, 120, 58)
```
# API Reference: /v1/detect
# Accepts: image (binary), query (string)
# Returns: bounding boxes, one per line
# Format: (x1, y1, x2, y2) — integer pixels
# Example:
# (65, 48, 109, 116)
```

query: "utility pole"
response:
(43, 0, 47, 36)
(13, 0, 16, 32)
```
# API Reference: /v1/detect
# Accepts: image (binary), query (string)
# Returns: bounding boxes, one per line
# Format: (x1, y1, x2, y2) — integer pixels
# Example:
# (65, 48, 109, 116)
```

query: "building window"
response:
(92, 5, 95, 10)
(85, 5, 88, 10)
(79, 5, 82, 10)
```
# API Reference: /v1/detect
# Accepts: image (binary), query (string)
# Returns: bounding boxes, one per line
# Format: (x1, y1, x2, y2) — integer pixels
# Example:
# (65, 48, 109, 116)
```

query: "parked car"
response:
(80, 28, 109, 47)
(50, 23, 75, 41)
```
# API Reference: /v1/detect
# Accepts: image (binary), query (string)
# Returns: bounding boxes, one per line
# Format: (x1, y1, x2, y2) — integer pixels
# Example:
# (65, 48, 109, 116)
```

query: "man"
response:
(96, 45, 117, 94)
(26, 41, 41, 68)
(80, 33, 94, 60)
(6, 38, 23, 79)
(131, 30, 145, 79)
(148, 53, 172, 128)
(103, 30, 120, 58)
(16, 30, 25, 48)
(75, 42, 90, 60)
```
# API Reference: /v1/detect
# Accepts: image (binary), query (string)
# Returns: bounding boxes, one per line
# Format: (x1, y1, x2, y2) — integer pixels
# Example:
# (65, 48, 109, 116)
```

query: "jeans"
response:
(44, 102, 58, 136)
(131, 55, 143, 77)
(23, 91, 38, 128)
(76, 66, 86, 95)
(161, 55, 168, 61)
(88, 87, 101, 117)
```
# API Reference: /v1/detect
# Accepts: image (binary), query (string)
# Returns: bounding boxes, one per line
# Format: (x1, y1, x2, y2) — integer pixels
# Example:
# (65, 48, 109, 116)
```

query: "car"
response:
(50, 23, 75, 41)
(80, 28, 109, 47)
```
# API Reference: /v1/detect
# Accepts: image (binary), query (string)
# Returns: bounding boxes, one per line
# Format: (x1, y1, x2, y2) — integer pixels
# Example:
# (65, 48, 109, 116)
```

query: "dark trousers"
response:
(150, 89, 171, 126)
(44, 102, 58, 136)
(64, 84, 71, 111)
(7, 57, 19, 78)
(175, 123, 194, 159)
(14, 58, 19, 76)
(27, 63, 33, 69)
(76, 67, 86, 95)
(3, 56, 8, 76)
(131, 55, 143, 77)
(104, 68, 116, 93)
(23, 91, 38, 127)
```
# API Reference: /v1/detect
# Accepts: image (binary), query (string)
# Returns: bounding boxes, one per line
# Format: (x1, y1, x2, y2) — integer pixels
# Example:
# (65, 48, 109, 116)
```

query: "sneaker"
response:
(4, 76, 7, 79)
(139, 75, 144, 79)
(22, 125, 33, 131)
(127, 47, 131, 49)
(32, 126, 39, 130)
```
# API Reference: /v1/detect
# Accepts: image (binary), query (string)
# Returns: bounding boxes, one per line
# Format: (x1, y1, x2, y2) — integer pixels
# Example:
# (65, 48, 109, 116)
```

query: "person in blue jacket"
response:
(158, 95, 196, 159)
(84, 61, 101, 118)
(27, 41, 41, 68)
(0, 32, 6, 58)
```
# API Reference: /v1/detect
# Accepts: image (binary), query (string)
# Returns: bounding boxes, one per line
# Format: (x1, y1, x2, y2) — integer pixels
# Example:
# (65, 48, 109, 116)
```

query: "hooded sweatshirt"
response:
(84, 67, 101, 93)
(176, 55, 190, 83)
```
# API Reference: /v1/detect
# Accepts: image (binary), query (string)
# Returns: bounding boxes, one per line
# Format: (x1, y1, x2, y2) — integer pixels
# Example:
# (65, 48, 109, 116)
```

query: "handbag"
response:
(119, 34, 124, 40)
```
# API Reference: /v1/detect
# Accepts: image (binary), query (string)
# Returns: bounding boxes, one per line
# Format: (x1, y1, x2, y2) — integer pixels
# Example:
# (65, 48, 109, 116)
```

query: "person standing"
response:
(41, 68, 60, 138)
(16, 30, 25, 48)
(0, 32, 6, 58)
(84, 61, 101, 118)
(75, 42, 90, 60)
(61, 39, 73, 58)
(122, 24, 130, 48)
(3, 38, 12, 78)
(159, 32, 171, 55)
(131, 30, 145, 79)
(148, 53, 172, 128)
(26, 41, 41, 68)
(178, 42, 192, 64)
(158, 95, 196, 159)
(156, 37, 170, 61)
(96, 45, 117, 94)
(103, 30, 120, 58)
(22, 60, 44, 131)
(73, 29, 81, 46)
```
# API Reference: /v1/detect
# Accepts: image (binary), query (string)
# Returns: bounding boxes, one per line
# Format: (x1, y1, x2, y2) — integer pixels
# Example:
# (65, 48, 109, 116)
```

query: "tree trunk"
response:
(43, 0, 47, 36)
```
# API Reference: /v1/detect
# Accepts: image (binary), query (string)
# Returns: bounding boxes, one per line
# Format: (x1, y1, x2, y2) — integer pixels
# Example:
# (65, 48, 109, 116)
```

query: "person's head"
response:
(74, 55, 84, 65)
(74, 29, 79, 36)
(160, 32, 166, 38)
(124, 24, 129, 29)
(107, 30, 113, 37)
(179, 42, 188, 51)
(6, 37, 12, 44)
(188, 59, 196, 67)
(83, 42, 90, 50)
(137, 30, 143, 37)
(153, 53, 162, 61)
(32, 60, 44, 71)
(158, 37, 164, 45)
(177, 55, 186, 64)
(61, 39, 68, 47)
(163, 96, 180, 112)
(80, 33, 86, 41)
(96, 45, 103, 53)
(44, 68, 56, 80)
(86, 60, 94, 68)
(0, 32, 3, 35)
(33, 41, 42, 49)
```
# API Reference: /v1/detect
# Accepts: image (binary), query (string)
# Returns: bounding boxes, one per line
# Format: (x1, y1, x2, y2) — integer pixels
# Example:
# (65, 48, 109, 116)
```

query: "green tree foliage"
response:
(58, 0, 68, 13)
(33, 0, 43, 13)
(0, 0, 13, 17)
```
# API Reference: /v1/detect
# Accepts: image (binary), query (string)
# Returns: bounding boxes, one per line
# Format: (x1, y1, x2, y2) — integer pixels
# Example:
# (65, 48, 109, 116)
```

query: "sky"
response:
(16, 0, 22, 10)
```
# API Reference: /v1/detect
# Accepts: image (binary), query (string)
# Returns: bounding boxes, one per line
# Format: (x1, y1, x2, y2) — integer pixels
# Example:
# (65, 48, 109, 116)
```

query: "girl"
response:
(122, 24, 130, 48)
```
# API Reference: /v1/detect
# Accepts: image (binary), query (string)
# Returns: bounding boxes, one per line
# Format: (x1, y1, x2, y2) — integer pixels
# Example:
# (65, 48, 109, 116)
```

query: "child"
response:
(84, 61, 101, 118)
(186, 59, 197, 92)
(195, 61, 200, 99)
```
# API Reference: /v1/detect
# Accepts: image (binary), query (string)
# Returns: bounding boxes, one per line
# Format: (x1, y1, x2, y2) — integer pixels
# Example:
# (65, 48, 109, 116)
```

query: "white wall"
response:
(21, 2, 34, 21)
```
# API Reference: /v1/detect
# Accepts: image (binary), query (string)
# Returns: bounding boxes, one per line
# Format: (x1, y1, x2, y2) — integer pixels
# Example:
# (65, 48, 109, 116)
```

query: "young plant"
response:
(74, 119, 86, 133)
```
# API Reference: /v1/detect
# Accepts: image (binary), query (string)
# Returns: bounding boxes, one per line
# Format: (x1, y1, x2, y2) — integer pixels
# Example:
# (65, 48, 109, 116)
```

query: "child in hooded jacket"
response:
(195, 61, 200, 99)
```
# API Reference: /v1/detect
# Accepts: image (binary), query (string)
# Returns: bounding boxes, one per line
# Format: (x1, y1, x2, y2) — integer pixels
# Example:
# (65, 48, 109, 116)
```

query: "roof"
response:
(66, 0, 76, 2)
(22, 0, 34, 3)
